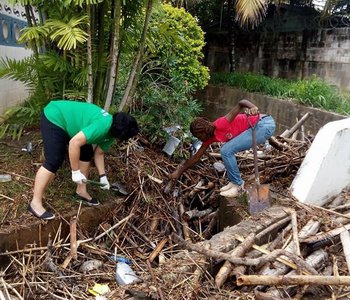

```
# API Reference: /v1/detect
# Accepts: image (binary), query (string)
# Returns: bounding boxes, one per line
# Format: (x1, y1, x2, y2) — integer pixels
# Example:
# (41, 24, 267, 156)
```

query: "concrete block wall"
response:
(205, 27, 350, 92)
(196, 85, 345, 136)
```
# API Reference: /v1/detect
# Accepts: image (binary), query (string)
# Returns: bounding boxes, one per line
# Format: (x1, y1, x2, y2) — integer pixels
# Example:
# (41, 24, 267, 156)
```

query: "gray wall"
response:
(196, 85, 346, 135)
(205, 27, 350, 91)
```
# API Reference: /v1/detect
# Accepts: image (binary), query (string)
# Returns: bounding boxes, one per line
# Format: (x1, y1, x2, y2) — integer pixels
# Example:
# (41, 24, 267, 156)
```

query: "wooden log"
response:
(300, 222, 350, 244)
(183, 208, 213, 221)
(208, 206, 289, 253)
(340, 230, 350, 273)
(215, 233, 255, 288)
(237, 275, 350, 286)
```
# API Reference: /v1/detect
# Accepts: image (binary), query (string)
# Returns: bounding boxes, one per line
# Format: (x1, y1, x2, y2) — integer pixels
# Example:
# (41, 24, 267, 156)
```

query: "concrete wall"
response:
(0, 0, 33, 115)
(205, 27, 350, 91)
(196, 85, 345, 135)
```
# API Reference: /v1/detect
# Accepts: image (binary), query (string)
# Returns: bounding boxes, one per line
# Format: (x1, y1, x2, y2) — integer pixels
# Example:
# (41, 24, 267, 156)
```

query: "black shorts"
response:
(40, 113, 94, 173)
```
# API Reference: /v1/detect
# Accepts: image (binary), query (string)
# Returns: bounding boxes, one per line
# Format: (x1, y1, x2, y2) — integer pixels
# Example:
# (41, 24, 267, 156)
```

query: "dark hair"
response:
(190, 117, 214, 138)
(110, 112, 139, 141)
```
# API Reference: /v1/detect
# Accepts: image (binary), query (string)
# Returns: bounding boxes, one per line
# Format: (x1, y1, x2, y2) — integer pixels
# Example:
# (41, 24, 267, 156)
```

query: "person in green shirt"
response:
(28, 100, 139, 220)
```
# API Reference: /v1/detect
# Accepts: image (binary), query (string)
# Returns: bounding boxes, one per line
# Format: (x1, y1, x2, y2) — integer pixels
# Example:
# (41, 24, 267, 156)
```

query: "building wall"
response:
(205, 27, 350, 91)
(0, 0, 34, 115)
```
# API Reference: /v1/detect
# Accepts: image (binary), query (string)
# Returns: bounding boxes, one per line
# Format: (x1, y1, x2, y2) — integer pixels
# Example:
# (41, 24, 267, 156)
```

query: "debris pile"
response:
(2, 127, 350, 299)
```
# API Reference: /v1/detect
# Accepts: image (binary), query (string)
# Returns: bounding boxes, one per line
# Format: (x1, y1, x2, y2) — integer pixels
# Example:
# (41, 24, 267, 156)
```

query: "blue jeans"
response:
(220, 116, 276, 185)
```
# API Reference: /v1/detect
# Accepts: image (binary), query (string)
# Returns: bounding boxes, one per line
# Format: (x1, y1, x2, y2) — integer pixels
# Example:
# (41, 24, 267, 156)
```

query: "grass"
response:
(210, 72, 350, 116)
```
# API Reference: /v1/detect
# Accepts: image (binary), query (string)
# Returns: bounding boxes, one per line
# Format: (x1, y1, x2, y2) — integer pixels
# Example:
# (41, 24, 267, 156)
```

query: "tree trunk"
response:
(94, 1, 106, 104)
(118, 0, 154, 112)
(87, 4, 94, 103)
(104, 0, 122, 111)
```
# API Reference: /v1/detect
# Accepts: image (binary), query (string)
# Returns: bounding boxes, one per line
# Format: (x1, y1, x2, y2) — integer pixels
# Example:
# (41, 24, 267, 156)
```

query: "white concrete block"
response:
(290, 118, 350, 206)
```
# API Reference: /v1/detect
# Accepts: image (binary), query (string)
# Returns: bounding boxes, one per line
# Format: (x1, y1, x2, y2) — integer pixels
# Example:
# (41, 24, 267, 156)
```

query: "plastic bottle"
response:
(115, 262, 139, 286)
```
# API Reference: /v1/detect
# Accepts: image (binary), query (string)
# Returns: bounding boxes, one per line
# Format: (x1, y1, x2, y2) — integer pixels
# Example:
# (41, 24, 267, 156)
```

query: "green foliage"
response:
(133, 75, 202, 144)
(114, 4, 209, 143)
(148, 4, 210, 91)
(1, 1, 208, 144)
(211, 72, 350, 115)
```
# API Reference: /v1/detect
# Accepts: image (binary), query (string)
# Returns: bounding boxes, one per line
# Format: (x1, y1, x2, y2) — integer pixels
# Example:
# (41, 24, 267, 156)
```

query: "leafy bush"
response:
(211, 72, 350, 115)
(148, 4, 210, 91)
(129, 4, 209, 142)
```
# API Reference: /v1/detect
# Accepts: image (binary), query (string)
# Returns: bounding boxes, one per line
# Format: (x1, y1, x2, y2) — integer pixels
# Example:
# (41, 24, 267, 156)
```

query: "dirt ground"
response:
(0, 127, 126, 232)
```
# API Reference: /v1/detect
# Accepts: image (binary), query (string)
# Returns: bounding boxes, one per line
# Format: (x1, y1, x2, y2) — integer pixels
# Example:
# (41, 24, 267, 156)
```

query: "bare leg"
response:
(76, 161, 92, 200)
(30, 166, 55, 215)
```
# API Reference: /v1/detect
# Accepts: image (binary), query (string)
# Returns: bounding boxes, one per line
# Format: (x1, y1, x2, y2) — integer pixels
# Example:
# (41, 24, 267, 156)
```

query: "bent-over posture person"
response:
(169, 99, 275, 197)
(28, 100, 139, 220)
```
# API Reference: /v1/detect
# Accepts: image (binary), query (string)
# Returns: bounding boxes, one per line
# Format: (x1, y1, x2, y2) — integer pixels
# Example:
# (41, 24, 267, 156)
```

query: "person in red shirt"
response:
(169, 99, 275, 197)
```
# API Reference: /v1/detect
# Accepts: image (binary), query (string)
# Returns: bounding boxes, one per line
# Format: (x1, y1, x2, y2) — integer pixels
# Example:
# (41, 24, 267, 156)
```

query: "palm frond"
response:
(235, 0, 268, 28)
(0, 56, 38, 89)
(18, 25, 50, 46)
(46, 16, 89, 50)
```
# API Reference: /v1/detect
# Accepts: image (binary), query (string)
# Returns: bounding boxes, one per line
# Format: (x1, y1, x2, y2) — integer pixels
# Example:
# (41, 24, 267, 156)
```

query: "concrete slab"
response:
(290, 118, 350, 206)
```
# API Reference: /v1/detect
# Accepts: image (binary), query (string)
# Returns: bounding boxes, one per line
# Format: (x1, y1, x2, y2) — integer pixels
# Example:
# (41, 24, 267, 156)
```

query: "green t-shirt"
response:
(44, 100, 114, 151)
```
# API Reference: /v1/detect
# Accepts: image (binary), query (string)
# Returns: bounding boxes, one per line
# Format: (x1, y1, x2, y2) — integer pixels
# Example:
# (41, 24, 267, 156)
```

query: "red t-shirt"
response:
(203, 114, 259, 146)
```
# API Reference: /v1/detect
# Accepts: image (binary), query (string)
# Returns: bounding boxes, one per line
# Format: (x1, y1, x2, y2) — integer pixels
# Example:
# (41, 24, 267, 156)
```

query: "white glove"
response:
(99, 175, 110, 190)
(72, 170, 87, 184)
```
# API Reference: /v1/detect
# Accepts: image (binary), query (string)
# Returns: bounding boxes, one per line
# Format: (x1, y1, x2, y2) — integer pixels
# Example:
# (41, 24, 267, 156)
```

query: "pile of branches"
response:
(0, 133, 319, 299)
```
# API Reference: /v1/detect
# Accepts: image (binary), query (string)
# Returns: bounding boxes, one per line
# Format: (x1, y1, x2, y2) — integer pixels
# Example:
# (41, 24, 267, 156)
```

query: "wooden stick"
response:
(0, 194, 14, 202)
(93, 214, 133, 242)
(179, 204, 191, 241)
(149, 238, 168, 263)
(280, 112, 311, 138)
(234, 235, 314, 274)
(202, 210, 218, 240)
(237, 275, 350, 286)
(255, 216, 291, 241)
(340, 230, 350, 273)
(289, 209, 301, 256)
(70, 217, 77, 260)
(215, 233, 255, 288)
(300, 222, 350, 244)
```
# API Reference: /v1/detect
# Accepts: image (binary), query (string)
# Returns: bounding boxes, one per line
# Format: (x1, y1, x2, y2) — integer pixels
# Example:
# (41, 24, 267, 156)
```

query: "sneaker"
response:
(220, 183, 244, 198)
(220, 182, 235, 192)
